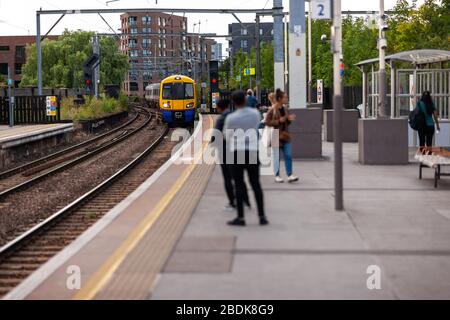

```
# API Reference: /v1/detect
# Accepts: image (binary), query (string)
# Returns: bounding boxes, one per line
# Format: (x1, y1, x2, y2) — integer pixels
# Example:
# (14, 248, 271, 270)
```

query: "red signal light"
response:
(211, 78, 217, 84)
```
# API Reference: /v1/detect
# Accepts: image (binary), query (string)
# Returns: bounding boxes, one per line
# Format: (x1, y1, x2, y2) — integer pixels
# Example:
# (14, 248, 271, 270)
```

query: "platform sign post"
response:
(317, 79, 323, 104)
(311, 0, 332, 20)
(243, 68, 256, 76)
(7, 66, 14, 127)
(211, 92, 220, 113)
(46, 96, 57, 117)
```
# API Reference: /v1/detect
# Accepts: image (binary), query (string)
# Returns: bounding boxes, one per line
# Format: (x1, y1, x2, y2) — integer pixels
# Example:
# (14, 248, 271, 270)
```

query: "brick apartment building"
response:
(0, 36, 58, 88)
(120, 12, 215, 97)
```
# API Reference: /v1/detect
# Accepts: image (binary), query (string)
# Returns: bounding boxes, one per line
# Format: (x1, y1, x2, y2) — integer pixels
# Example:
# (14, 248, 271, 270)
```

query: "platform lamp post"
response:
(378, 0, 388, 118)
(7, 66, 14, 127)
(332, 0, 344, 211)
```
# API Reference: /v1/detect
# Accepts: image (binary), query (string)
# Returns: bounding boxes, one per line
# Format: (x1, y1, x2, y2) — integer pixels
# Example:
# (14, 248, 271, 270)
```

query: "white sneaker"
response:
(275, 176, 284, 183)
(288, 175, 299, 183)
(223, 203, 235, 212)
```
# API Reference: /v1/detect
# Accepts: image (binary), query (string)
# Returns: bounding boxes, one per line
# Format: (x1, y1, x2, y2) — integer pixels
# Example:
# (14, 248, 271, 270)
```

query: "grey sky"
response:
(0, 0, 418, 47)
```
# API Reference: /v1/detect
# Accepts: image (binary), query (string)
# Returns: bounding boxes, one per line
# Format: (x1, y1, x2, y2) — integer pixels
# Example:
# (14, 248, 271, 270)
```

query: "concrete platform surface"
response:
(0, 123, 73, 148)
(152, 142, 450, 300)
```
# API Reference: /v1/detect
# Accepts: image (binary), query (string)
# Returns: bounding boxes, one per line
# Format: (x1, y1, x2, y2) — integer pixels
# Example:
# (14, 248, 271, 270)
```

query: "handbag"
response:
(279, 130, 291, 143)
(261, 125, 273, 148)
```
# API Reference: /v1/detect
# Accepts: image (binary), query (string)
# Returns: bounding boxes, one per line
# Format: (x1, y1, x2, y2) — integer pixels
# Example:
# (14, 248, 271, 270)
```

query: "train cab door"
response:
(183, 82, 196, 124)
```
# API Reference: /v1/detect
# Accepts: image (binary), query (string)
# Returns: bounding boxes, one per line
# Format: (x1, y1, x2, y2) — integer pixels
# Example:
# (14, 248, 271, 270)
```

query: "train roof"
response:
(161, 75, 195, 83)
(145, 83, 160, 90)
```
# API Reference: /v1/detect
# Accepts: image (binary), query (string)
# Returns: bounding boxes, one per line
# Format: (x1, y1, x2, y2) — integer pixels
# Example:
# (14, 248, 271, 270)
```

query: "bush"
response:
(60, 95, 129, 121)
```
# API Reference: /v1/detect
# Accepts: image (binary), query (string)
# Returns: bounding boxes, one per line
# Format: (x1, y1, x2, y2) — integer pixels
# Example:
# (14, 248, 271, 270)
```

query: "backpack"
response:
(408, 102, 426, 131)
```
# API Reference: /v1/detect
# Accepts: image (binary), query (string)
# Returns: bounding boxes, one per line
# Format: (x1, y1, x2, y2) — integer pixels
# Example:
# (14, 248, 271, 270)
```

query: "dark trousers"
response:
(418, 125, 435, 147)
(230, 151, 265, 219)
(220, 163, 249, 206)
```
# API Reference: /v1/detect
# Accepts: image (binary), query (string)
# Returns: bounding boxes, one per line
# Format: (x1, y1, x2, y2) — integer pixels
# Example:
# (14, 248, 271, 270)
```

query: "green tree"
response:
(387, 0, 450, 53)
(225, 42, 274, 91)
(21, 30, 129, 88)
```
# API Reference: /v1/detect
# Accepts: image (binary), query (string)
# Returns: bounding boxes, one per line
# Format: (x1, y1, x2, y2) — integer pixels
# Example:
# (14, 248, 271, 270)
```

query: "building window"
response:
(260, 29, 264, 36)
(130, 50, 139, 57)
(241, 28, 248, 36)
(130, 82, 139, 91)
(241, 40, 248, 48)
(130, 28, 138, 34)
(143, 49, 151, 56)
(143, 71, 152, 81)
(15, 63, 22, 75)
(0, 46, 10, 51)
(158, 17, 162, 26)
(128, 39, 137, 48)
(141, 16, 151, 24)
(129, 71, 139, 81)
(142, 27, 151, 34)
(128, 16, 137, 25)
(0, 63, 8, 75)
(142, 38, 151, 47)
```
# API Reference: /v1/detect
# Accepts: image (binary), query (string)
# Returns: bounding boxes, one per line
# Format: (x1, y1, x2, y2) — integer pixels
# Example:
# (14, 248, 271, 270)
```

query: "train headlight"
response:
(163, 102, 170, 108)
(186, 103, 194, 109)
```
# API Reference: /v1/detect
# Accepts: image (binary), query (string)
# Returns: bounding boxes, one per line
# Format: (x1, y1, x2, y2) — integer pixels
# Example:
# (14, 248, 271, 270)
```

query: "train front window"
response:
(185, 83, 194, 99)
(162, 83, 194, 100)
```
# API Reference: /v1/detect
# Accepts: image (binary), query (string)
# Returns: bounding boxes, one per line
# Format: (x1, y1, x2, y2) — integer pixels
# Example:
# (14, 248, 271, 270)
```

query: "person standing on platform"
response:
(417, 90, 440, 148)
(214, 99, 250, 211)
(265, 88, 299, 183)
(246, 89, 259, 109)
(224, 90, 268, 226)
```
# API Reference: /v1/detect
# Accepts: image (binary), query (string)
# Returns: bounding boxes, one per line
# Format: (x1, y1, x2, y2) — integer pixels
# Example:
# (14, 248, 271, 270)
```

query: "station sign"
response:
(317, 79, 323, 104)
(243, 68, 255, 76)
(311, 0, 332, 20)
(235, 75, 241, 82)
(211, 92, 220, 109)
(46, 96, 57, 116)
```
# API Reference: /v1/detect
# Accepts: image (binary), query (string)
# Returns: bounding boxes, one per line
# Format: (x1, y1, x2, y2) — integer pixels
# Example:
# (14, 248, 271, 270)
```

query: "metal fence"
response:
(0, 96, 61, 124)
(366, 69, 450, 119)
(0, 87, 87, 97)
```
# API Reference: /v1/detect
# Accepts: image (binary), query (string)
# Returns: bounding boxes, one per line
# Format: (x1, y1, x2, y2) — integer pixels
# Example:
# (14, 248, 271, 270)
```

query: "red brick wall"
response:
(0, 35, 58, 87)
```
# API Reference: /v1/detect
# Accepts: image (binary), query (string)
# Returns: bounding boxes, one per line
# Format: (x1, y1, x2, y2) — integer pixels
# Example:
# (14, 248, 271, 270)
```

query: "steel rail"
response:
(0, 109, 154, 199)
(0, 110, 140, 180)
(0, 125, 169, 261)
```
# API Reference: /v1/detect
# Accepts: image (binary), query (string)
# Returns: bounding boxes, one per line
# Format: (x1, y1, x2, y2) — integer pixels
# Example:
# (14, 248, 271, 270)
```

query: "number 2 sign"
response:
(311, 0, 332, 20)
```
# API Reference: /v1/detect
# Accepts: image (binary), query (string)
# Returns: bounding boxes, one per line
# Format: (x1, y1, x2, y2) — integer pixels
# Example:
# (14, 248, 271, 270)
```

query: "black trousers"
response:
(220, 163, 249, 206)
(230, 151, 265, 219)
(418, 125, 435, 147)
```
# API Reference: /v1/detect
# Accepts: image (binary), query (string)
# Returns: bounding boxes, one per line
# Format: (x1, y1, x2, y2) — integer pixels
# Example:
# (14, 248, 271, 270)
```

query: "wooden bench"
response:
(415, 147, 450, 188)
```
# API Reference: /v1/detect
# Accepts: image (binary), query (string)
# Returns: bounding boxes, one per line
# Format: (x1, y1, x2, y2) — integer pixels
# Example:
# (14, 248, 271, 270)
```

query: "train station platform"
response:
(150, 144, 450, 299)
(0, 123, 73, 169)
(4, 115, 450, 300)
(0, 124, 73, 148)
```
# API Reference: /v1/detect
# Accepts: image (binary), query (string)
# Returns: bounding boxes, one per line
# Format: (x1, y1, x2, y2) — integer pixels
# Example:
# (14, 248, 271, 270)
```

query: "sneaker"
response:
(275, 176, 284, 183)
(259, 217, 269, 226)
(224, 203, 235, 211)
(227, 217, 246, 226)
(288, 175, 299, 183)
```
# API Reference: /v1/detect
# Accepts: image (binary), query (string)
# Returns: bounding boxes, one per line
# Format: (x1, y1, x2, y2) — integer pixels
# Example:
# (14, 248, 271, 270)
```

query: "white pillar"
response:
(288, 0, 307, 109)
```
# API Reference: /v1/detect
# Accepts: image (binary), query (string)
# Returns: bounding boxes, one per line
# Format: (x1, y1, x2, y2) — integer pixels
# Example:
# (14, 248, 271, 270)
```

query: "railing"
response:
(0, 95, 61, 124)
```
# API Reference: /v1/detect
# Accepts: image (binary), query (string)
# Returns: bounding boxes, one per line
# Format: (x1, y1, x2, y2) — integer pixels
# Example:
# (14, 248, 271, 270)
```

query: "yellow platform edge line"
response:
(73, 116, 213, 300)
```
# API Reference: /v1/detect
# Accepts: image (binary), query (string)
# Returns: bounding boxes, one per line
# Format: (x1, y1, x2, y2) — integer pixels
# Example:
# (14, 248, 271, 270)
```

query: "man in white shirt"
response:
(223, 90, 268, 226)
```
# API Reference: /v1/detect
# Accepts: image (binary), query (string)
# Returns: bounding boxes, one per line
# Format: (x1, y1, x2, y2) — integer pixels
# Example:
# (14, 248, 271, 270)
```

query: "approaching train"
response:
(145, 75, 197, 126)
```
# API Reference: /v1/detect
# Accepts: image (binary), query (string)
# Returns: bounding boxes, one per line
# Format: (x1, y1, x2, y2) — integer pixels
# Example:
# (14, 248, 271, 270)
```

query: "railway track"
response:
(0, 107, 152, 199)
(0, 121, 173, 297)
